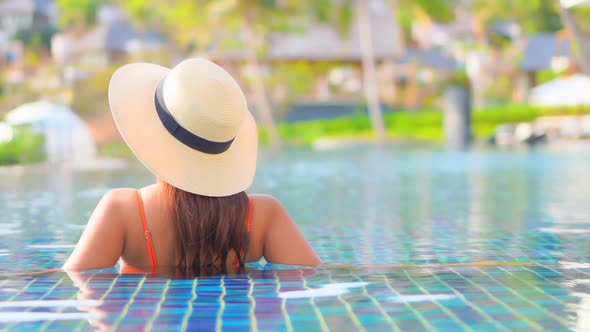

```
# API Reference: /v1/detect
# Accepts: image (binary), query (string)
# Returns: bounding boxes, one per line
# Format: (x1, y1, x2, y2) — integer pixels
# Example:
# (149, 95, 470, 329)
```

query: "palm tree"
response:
(238, 5, 282, 146)
(123, 0, 284, 145)
(356, 0, 386, 141)
(557, 1, 590, 75)
(355, 0, 454, 141)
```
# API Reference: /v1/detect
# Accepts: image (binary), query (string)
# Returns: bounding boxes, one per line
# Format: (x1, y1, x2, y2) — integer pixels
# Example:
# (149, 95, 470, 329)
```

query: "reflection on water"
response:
(0, 144, 589, 330)
(0, 264, 587, 330)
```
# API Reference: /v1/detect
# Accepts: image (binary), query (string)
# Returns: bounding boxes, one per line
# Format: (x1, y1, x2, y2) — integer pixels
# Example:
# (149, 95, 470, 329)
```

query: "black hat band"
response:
(154, 79, 235, 155)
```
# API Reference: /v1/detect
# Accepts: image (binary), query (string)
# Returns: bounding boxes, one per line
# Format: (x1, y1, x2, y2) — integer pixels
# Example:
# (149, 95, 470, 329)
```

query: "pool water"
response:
(0, 144, 589, 331)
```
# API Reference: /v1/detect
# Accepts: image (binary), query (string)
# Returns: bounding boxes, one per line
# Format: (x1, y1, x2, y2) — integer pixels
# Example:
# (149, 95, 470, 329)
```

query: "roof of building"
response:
(0, 0, 53, 16)
(267, 8, 400, 61)
(521, 33, 574, 72)
(56, 20, 166, 56)
(85, 21, 163, 52)
(401, 48, 459, 70)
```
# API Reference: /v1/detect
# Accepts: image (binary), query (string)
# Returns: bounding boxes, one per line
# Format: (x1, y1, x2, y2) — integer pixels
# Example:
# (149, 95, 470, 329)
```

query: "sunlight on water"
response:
(0, 144, 589, 331)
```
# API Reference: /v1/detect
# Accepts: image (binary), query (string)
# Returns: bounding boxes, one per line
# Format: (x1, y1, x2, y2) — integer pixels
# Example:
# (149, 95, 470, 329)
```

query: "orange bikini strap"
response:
(136, 190, 158, 268)
(247, 196, 253, 233)
(234, 196, 254, 266)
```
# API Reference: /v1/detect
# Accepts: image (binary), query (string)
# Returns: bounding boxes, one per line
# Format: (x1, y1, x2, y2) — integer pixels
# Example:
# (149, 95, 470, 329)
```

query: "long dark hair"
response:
(164, 182, 250, 275)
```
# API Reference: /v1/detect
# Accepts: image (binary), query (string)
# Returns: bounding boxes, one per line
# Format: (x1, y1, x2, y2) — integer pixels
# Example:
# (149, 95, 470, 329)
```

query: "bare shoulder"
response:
(249, 194, 321, 266)
(101, 188, 137, 205)
(62, 188, 137, 270)
(250, 194, 282, 207)
(248, 194, 288, 240)
(103, 188, 137, 200)
(249, 193, 296, 236)
(249, 194, 286, 218)
(95, 188, 139, 219)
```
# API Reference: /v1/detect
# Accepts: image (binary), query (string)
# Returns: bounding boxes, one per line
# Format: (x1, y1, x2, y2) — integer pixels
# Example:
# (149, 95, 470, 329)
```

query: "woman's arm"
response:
(261, 196, 321, 266)
(62, 190, 127, 271)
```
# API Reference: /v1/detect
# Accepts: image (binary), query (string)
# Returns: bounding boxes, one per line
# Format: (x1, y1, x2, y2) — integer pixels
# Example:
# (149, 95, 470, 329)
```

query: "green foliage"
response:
(99, 141, 133, 159)
(482, 75, 514, 104)
(121, 0, 356, 54)
(474, 104, 540, 123)
(267, 61, 338, 104)
(12, 26, 57, 50)
(123, 0, 159, 27)
(278, 104, 590, 145)
(309, 0, 353, 34)
(278, 114, 372, 145)
(258, 127, 274, 146)
(445, 69, 470, 88)
(70, 65, 119, 118)
(536, 69, 560, 85)
(397, 0, 454, 37)
(57, 0, 101, 28)
(124, 3, 195, 52)
(268, 62, 316, 96)
(412, 0, 455, 23)
(396, 4, 415, 39)
(538, 105, 590, 116)
(0, 127, 46, 166)
(12, 26, 57, 66)
(474, 0, 562, 33)
(571, 5, 590, 34)
(384, 109, 443, 141)
(122, 0, 320, 52)
(0, 84, 41, 119)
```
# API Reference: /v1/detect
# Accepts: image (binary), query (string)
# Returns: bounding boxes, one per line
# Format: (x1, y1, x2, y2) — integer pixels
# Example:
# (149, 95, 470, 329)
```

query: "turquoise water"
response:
(0, 144, 589, 331)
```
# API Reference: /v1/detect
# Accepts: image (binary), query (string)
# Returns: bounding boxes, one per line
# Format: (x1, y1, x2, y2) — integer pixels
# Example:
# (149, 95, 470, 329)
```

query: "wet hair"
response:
(163, 182, 250, 275)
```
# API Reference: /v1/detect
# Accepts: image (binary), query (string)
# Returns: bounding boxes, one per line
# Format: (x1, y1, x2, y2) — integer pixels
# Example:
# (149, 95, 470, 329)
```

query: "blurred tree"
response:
(308, 0, 454, 140)
(356, 0, 385, 140)
(359, 0, 454, 140)
(209, 0, 360, 145)
(569, 5, 590, 33)
(473, 0, 562, 35)
(121, 0, 359, 145)
(396, 0, 455, 38)
(12, 27, 57, 65)
(393, 0, 454, 83)
(12, 26, 57, 51)
(122, 0, 211, 55)
(471, 0, 590, 76)
(57, 0, 102, 29)
(558, 3, 590, 75)
(120, 0, 457, 141)
(233, 0, 285, 146)
(122, 0, 305, 146)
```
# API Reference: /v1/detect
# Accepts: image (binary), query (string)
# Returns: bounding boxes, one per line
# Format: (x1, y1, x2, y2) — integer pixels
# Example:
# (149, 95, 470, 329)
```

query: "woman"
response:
(62, 58, 321, 274)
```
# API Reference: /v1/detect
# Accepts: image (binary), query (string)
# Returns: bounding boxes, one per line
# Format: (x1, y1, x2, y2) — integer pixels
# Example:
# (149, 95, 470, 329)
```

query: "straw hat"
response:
(108, 58, 258, 197)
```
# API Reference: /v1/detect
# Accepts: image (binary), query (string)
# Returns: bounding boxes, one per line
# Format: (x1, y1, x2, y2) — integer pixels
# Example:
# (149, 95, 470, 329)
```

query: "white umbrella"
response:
(6, 101, 81, 125)
(4, 101, 96, 163)
(529, 74, 590, 107)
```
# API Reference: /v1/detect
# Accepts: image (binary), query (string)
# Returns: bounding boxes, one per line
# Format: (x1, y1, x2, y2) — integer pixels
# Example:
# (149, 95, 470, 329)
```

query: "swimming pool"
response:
(0, 144, 589, 331)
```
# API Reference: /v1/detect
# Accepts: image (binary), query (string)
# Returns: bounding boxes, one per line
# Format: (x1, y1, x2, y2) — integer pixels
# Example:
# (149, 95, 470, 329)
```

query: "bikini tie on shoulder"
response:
(136, 190, 158, 269)
(233, 196, 254, 266)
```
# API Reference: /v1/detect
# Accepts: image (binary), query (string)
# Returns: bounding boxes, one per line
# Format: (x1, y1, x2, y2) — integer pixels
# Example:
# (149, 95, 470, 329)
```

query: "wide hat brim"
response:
(108, 63, 258, 197)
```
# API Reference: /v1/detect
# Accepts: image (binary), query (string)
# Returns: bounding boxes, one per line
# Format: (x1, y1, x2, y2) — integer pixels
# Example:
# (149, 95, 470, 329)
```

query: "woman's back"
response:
(121, 184, 261, 269)
(63, 184, 320, 272)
